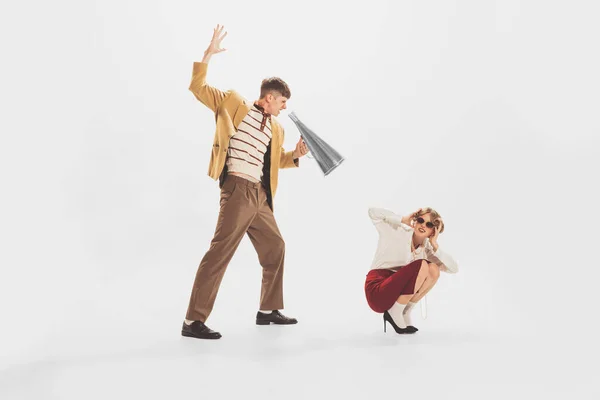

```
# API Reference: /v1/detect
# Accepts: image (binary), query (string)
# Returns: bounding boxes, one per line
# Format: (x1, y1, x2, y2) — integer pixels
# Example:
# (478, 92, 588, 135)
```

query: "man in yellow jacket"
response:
(182, 25, 309, 340)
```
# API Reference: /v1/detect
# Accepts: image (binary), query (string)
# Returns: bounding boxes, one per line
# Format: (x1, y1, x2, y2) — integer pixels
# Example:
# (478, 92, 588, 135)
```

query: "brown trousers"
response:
(185, 175, 286, 322)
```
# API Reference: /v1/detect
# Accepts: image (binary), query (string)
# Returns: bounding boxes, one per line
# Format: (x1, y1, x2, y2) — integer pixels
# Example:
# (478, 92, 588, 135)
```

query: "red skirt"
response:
(364, 259, 428, 313)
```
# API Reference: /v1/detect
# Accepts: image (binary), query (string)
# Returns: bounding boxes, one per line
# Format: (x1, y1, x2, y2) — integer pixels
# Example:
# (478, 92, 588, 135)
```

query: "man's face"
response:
(265, 92, 288, 116)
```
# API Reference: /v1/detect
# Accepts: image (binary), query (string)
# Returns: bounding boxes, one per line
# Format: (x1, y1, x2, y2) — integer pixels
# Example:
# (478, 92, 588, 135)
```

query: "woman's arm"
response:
(426, 243, 459, 273)
(368, 208, 412, 230)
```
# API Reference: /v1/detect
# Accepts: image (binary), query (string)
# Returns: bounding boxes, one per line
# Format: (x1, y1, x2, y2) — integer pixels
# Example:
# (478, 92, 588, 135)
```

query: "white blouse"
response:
(368, 208, 459, 274)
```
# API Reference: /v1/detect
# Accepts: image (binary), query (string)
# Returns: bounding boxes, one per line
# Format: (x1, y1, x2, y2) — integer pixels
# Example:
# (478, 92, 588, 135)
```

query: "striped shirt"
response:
(226, 105, 272, 181)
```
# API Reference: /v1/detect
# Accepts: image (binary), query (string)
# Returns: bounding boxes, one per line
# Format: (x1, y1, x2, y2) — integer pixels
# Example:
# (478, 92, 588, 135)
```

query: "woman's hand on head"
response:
(404, 208, 422, 226)
(430, 222, 442, 251)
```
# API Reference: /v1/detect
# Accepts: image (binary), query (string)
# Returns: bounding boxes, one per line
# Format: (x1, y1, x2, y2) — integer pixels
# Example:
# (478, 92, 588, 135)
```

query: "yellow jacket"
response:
(188, 62, 299, 209)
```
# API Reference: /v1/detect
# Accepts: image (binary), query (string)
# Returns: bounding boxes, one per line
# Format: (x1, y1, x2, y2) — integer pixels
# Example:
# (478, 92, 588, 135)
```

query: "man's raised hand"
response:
(202, 24, 228, 62)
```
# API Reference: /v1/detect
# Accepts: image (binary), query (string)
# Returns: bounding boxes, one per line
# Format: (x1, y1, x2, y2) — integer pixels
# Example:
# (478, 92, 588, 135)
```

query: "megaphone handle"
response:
(300, 135, 314, 159)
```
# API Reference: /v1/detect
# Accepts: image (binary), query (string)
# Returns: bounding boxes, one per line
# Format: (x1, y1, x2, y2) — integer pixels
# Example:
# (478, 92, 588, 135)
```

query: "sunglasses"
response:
(416, 217, 435, 229)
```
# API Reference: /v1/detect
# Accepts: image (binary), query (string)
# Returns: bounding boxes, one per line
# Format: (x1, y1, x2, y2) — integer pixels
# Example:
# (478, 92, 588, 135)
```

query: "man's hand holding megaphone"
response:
(292, 137, 309, 159)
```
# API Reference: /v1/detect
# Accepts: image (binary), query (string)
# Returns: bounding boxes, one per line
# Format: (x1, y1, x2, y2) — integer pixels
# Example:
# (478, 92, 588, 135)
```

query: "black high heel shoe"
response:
(383, 311, 410, 334)
(406, 325, 418, 333)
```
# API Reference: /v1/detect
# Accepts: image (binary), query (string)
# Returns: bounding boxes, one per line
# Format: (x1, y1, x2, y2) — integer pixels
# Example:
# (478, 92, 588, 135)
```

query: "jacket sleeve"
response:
(188, 62, 226, 113)
(278, 128, 299, 168)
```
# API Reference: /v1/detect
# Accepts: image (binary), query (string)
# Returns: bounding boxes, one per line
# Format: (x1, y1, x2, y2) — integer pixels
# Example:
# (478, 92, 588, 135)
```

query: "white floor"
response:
(1, 262, 598, 400)
(2, 326, 597, 399)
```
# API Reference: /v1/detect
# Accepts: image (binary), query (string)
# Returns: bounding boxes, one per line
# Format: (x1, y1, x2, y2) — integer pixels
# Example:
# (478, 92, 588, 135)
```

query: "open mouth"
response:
(418, 228, 426, 233)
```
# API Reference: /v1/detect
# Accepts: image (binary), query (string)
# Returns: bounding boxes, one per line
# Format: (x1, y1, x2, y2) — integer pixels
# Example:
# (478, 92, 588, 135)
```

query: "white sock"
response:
(388, 302, 407, 329)
(184, 319, 194, 325)
(403, 302, 417, 326)
(259, 310, 272, 314)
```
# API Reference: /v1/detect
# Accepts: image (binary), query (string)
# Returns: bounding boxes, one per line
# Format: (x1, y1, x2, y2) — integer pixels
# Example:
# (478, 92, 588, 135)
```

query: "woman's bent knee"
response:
(428, 263, 440, 281)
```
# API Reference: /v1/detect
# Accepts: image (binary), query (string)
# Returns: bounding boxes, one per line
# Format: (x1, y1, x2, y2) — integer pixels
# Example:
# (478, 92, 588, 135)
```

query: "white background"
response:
(1, 0, 599, 398)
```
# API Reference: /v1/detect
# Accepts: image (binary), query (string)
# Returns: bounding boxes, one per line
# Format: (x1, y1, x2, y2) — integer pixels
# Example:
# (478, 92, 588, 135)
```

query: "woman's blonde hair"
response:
(412, 207, 445, 234)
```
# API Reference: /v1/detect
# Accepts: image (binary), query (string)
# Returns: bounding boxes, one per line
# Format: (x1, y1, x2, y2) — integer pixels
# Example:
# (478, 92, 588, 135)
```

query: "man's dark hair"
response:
(260, 77, 291, 99)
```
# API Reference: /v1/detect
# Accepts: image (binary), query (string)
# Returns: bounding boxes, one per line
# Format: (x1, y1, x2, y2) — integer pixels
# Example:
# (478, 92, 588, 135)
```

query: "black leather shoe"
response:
(383, 311, 410, 334)
(181, 321, 222, 339)
(256, 310, 298, 325)
(406, 325, 419, 333)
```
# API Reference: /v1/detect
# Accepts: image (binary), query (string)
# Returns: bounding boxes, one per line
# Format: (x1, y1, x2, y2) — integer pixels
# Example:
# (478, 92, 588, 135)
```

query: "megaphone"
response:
(288, 111, 345, 176)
